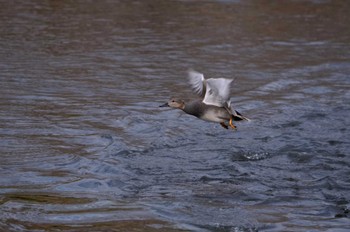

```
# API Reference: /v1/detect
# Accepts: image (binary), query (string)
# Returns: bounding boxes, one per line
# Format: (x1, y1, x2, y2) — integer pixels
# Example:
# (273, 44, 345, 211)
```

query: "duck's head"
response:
(159, 97, 185, 110)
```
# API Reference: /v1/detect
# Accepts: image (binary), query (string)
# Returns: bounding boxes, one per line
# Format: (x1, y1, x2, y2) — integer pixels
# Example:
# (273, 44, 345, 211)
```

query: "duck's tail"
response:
(231, 110, 250, 121)
(225, 102, 250, 121)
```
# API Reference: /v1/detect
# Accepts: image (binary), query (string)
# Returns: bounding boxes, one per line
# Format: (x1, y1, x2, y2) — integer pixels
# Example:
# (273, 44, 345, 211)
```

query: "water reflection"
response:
(1, 0, 350, 231)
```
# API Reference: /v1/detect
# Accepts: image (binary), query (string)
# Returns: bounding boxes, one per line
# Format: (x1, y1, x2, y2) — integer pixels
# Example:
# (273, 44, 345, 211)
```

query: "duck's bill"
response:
(159, 102, 169, 107)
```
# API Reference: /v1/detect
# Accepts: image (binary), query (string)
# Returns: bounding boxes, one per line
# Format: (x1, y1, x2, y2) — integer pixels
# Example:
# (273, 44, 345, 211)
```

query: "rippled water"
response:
(1, 1, 350, 231)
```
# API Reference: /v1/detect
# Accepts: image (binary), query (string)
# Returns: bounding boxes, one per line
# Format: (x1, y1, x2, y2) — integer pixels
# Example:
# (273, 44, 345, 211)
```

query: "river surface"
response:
(1, 1, 350, 231)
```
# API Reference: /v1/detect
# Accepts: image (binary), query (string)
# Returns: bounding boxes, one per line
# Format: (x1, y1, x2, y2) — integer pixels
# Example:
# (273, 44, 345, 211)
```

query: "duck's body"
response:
(184, 100, 231, 123)
(160, 70, 249, 129)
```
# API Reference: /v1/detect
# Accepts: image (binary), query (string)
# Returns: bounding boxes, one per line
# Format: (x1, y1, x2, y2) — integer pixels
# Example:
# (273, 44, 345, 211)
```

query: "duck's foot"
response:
(220, 122, 228, 129)
(229, 117, 237, 129)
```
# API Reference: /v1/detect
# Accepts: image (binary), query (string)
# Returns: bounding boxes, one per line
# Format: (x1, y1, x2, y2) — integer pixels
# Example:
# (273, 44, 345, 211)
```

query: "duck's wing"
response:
(203, 78, 233, 107)
(188, 70, 206, 98)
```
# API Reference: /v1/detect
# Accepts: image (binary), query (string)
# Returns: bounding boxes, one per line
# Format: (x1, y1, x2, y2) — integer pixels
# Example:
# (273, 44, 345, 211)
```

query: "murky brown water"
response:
(1, 0, 350, 231)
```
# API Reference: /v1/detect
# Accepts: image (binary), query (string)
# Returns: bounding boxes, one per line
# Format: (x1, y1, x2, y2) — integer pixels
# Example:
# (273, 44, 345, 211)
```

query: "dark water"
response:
(1, 0, 350, 231)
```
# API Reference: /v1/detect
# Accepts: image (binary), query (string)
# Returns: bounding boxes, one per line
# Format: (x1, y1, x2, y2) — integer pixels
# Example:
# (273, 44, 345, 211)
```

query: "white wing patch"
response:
(203, 78, 233, 107)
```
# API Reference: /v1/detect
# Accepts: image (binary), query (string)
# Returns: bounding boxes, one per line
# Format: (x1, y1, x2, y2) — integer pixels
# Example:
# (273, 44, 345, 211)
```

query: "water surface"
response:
(1, 0, 350, 231)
